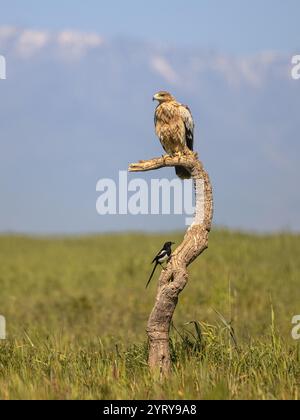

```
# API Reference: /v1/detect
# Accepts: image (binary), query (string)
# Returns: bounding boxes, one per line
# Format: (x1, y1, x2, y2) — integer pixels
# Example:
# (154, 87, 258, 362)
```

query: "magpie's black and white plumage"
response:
(146, 241, 175, 289)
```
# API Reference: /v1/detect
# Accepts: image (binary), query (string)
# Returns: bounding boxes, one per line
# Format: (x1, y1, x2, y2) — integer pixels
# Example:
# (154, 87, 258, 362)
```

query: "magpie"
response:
(146, 241, 175, 289)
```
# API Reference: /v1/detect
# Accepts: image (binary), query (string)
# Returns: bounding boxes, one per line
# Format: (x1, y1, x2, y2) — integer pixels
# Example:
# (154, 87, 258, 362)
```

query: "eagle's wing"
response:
(179, 105, 194, 151)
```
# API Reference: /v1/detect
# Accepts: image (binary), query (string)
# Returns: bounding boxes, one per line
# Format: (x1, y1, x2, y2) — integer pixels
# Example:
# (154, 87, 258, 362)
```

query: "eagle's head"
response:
(153, 91, 175, 103)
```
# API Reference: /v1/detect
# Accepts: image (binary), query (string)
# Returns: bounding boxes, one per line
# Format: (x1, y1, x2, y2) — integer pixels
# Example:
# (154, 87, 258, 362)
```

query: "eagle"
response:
(153, 91, 194, 179)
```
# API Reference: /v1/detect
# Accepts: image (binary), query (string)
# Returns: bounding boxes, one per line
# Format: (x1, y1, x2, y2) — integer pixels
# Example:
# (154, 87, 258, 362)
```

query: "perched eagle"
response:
(153, 91, 194, 179)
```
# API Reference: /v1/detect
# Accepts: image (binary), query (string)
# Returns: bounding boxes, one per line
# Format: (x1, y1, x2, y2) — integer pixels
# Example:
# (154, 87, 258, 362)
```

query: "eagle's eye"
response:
(153, 91, 173, 102)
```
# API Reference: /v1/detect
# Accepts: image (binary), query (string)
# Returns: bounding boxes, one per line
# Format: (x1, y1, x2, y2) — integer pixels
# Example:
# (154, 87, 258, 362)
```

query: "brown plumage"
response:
(153, 91, 194, 179)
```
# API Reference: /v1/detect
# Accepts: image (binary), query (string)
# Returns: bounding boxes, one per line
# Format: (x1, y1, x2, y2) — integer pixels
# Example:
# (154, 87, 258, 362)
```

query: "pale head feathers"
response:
(153, 91, 176, 103)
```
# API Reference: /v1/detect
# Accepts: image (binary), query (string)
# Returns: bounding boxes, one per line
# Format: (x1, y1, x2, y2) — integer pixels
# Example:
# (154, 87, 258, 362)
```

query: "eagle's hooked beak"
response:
(153, 93, 159, 102)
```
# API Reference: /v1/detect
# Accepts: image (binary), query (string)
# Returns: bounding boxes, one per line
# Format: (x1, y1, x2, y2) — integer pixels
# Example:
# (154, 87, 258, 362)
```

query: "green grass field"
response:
(0, 230, 299, 400)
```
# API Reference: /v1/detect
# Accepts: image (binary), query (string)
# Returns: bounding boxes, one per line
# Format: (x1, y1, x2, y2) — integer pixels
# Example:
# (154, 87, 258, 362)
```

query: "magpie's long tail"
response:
(146, 262, 158, 289)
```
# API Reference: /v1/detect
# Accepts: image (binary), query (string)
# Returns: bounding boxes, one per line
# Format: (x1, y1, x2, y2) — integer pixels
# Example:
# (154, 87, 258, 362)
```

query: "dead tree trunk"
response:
(129, 152, 213, 375)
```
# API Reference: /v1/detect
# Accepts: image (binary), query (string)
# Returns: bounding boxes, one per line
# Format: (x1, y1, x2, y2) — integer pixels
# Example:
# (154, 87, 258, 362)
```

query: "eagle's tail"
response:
(175, 166, 191, 180)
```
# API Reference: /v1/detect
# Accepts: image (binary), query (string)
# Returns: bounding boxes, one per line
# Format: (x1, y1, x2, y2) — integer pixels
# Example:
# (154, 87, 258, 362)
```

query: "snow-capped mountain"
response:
(0, 26, 299, 233)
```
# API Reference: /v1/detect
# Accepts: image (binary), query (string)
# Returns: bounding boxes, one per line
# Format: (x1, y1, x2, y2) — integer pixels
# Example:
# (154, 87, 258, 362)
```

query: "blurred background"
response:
(0, 0, 299, 234)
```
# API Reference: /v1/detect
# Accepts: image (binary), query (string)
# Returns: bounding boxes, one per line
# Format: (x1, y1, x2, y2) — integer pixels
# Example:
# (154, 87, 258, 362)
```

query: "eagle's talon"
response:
(162, 154, 169, 164)
(177, 152, 185, 162)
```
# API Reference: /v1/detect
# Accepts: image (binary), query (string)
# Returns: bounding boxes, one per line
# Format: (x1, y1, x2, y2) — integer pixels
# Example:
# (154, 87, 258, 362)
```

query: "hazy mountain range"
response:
(0, 26, 299, 233)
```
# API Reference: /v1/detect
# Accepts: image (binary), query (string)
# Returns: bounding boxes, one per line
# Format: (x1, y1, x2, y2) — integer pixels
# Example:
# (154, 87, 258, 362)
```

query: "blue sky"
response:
(0, 2, 300, 234)
(1, 0, 299, 53)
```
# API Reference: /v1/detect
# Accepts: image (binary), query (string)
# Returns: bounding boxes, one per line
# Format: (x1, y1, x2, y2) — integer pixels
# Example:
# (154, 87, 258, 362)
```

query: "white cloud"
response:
(0, 25, 18, 39)
(0, 26, 18, 48)
(151, 56, 179, 84)
(16, 30, 50, 57)
(0, 26, 104, 59)
(214, 52, 284, 87)
(0, 25, 287, 85)
(57, 30, 104, 59)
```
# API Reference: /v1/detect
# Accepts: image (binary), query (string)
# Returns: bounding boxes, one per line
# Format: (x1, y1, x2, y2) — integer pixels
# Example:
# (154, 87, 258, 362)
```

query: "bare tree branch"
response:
(128, 152, 213, 375)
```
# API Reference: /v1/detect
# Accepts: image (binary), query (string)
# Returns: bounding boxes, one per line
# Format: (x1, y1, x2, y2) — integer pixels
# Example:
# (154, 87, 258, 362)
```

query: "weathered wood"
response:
(129, 152, 213, 375)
